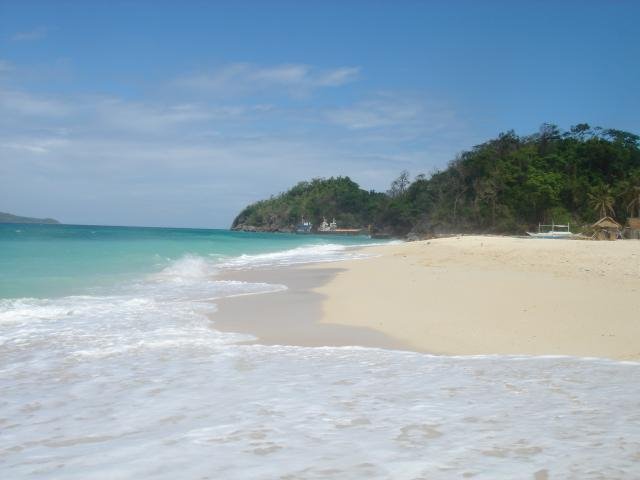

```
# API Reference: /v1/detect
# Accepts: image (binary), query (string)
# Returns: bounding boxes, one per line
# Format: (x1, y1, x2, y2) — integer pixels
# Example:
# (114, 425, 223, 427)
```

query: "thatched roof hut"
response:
(592, 216, 622, 240)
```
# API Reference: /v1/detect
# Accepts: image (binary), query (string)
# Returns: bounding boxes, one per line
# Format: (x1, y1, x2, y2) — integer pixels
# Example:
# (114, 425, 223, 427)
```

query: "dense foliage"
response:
(232, 124, 640, 236)
(232, 176, 385, 232)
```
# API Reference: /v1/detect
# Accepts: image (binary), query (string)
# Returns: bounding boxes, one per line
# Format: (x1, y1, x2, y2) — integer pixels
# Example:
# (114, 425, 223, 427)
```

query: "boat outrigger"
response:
(527, 222, 573, 239)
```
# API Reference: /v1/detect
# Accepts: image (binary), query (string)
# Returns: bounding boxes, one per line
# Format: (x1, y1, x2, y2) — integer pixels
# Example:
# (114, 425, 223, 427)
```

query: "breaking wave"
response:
(1, 244, 639, 479)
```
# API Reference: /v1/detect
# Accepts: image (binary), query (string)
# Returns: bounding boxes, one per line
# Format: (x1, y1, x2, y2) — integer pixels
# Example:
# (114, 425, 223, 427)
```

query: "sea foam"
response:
(1, 250, 639, 479)
(218, 242, 374, 269)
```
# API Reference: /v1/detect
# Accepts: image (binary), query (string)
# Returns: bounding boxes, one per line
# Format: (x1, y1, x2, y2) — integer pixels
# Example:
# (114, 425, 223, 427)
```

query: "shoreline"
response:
(212, 264, 409, 351)
(214, 235, 640, 361)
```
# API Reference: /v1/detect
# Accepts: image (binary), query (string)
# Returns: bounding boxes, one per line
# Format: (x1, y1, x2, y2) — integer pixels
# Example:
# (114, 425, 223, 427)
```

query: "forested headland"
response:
(231, 124, 640, 237)
(0, 212, 60, 225)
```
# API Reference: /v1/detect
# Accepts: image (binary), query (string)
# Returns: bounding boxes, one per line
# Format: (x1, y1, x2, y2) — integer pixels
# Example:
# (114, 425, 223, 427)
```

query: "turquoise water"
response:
(2, 223, 639, 479)
(0, 223, 380, 299)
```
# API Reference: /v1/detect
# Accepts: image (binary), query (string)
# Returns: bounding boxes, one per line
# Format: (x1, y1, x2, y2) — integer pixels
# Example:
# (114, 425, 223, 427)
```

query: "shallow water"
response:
(1, 225, 638, 479)
(0, 224, 378, 299)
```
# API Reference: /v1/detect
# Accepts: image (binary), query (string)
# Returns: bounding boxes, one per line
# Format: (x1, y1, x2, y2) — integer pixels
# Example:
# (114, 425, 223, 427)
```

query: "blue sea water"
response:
(0, 223, 379, 299)
(1, 223, 639, 479)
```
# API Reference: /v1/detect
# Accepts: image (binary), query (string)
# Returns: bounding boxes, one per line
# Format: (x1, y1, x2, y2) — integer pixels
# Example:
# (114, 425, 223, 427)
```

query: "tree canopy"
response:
(231, 176, 385, 232)
(232, 124, 640, 236)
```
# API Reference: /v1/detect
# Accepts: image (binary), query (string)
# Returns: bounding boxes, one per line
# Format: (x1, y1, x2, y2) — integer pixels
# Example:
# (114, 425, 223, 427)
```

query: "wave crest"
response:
(219, 243, 372, 270)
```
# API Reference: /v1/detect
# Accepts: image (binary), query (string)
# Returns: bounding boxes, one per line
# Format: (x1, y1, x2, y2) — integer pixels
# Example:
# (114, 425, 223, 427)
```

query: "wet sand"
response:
(213, 235, 640, 360)
(213, 266, 409, 351)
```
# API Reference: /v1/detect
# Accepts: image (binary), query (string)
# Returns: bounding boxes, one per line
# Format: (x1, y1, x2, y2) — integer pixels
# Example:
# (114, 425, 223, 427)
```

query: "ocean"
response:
(1, 224, 638, 479)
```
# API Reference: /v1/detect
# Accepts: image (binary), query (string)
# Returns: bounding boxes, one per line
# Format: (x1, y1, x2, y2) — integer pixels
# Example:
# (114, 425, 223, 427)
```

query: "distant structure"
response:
(296, 216, 313, 234)
(625, 217, 640, 240)
(592, 216, 622, 240)
(318, 217, 337, 232)
(316, 216, 363, 235)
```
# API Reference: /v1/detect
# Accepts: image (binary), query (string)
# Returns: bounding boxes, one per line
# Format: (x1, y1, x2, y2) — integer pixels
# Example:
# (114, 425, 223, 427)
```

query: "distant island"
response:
(0, 211, 60, 224)
(232, 123, 640, 237)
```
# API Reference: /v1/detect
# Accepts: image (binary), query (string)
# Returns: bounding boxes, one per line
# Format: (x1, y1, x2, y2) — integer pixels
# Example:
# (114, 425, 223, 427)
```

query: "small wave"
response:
(0, 297, 76, 324)
(153, 253, 219, 281)
(2, 235, 639, 478)
(219, 243, 372, 270)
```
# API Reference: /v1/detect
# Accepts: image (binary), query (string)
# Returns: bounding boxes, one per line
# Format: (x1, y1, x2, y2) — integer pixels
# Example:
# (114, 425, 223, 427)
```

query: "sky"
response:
(1, 0, 639, 228)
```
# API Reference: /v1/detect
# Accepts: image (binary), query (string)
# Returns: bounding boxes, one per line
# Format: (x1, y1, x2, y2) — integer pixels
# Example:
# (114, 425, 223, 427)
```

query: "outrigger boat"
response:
(527, 222, 573, 239)
(295, 216, 313, 234)
(296, 216, 365, 235)
(317, 216, 364, 235)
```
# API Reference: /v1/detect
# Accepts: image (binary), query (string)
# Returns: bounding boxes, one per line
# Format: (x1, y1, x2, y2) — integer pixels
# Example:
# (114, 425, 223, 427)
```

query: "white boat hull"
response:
(527, 231, 573, 239)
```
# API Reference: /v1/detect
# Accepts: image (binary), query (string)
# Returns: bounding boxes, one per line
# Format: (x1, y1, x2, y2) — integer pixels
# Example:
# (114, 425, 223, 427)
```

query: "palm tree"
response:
(475, 178, 499, 225)
(626, 186, 640, 218)
(588, 185, 615, 218)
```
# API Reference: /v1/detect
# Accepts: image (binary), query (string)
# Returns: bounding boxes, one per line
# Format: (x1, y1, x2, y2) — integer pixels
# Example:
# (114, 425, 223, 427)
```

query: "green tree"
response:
(588, 185, 615, 218)
(388, 170, 411, 198)
(232, 123, 640, 236)
(625, 186, 640, 217)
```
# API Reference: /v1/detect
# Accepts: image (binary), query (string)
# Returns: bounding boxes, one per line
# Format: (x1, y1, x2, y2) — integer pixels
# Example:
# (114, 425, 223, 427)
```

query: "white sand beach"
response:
(315, 235, 640, 360)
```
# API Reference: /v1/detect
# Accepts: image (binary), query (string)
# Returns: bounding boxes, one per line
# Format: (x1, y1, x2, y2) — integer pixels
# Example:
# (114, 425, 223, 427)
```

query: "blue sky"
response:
(1, 1, 639, 227)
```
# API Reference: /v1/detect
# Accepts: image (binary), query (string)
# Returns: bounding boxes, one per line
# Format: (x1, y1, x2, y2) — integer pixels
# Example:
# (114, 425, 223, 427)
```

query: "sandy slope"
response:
(315, 236, 640, 360)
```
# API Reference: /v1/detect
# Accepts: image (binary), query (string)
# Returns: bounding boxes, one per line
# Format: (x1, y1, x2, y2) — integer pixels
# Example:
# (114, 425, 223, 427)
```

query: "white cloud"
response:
(327, 98, 422, 129)
(0, 89, 70, 117)
(176, 63, 360, 97)
(1, 142, 48, 154)
(90, 99, 214, 132)
(314, 67, 360, 87)
(326, 93, 459, 140)
(12, 27, 48, 42)
(0, 60, 13, 75)
(0, 137, 69, 154)
(0, 66, 471, 227)
(0, 88, 265, 135)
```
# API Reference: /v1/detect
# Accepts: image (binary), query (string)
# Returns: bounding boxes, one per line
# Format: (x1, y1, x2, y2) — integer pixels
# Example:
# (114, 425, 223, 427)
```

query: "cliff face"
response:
(0, 212, 60, 224)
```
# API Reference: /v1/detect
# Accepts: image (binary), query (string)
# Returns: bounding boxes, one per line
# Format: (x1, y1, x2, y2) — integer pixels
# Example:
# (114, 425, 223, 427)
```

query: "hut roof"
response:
(628, 217, 640, 229)
(592, 216, 622, 229)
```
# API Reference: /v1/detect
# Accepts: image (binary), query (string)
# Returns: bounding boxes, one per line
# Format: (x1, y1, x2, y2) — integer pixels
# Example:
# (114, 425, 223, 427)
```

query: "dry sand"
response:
(315, 235, 640, 360)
